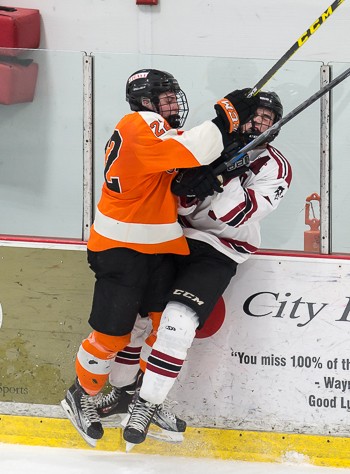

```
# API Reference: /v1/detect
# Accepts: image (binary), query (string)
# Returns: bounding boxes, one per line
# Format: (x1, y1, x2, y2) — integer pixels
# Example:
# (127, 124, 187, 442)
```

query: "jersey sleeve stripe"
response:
(139, 112, 224, 166)
(268, 145, 292, 185)
(170, 120, 223, 165)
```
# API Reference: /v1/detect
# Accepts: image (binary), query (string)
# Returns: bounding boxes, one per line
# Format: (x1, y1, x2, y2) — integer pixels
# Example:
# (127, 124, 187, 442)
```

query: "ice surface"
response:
(1, 443, 350, 474)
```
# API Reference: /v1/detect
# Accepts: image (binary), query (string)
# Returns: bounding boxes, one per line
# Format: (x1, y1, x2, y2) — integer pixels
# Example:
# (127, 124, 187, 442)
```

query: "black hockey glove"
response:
(172, 166, 223, 201)
(214, 88, 259, 134)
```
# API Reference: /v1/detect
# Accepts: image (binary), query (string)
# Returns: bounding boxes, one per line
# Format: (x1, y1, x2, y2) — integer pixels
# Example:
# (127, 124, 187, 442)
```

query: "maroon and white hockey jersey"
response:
(178, 144, 292, 264)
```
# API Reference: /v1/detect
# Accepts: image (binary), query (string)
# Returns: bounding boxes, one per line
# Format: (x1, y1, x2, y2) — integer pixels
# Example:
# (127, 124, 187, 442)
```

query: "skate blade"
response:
(60, 399, 97, 448)
(147, 427, 184, 443)
(120, 413, 130, 428)
(125, 442, 136, 453)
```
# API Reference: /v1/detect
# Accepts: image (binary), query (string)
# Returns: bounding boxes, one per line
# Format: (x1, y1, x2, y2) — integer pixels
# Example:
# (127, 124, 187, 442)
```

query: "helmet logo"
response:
(128, 71, 149, 83)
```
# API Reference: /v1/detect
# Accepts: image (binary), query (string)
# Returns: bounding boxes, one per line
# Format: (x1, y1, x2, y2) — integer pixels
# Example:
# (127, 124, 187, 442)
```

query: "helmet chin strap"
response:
(166, 114, 181, 129)
(239, 121, 262, 145)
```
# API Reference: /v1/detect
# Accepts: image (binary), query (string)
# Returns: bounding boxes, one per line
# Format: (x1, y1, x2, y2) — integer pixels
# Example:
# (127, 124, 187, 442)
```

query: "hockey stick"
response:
(247, 0, 345, 97)
(214, 65, 350, 175)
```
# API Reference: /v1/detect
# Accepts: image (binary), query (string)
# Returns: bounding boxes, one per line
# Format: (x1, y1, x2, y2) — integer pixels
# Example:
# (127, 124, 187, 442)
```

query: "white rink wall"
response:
(170, 254, 350, 436)
(3, 0, 350, 62)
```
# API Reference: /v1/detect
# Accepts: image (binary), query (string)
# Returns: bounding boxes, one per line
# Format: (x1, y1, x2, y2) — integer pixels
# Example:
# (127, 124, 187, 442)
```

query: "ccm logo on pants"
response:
(173, 289, 204, 306)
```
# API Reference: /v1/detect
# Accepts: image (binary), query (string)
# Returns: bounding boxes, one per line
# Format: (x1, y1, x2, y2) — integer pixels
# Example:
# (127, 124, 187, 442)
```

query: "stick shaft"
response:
(247, 0, 345, 97)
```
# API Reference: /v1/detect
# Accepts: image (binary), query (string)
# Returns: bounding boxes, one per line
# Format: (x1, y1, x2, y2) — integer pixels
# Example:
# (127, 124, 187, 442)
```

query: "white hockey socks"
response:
(140, 302, 199, 404)
(109, 315, 152, 388)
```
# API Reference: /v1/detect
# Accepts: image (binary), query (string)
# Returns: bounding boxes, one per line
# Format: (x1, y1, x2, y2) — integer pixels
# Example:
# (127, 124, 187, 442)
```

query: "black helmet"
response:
(239, 90, 283, 144)
(257, 91, 283, 122)
(126, 69, 189, 128)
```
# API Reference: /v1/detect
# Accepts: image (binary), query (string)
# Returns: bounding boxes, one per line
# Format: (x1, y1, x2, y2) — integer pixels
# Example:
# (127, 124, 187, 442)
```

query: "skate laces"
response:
(129, 399, 157, 432)
(158, 398, 177, 421)
(126, 386, 140, 414)
(95, 387, 121, 409)
(81, 394, 101, 424)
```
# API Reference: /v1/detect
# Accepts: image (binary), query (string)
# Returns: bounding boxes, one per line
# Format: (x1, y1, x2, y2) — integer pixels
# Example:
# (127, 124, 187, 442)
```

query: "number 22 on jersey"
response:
(104, 129, 123, 193)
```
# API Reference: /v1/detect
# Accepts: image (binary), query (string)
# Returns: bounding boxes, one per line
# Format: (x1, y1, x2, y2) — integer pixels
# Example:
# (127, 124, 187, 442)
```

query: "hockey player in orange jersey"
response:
(60, 68, 259, 446)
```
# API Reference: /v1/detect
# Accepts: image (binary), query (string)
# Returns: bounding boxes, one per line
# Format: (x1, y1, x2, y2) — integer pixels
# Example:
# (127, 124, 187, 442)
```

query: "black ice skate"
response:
(95, 382, 136, 418)
(150, 399, 186, 442)
(95, 386, 122, 417)
(121, 396, 186, 443)
(123, 394, 158, 449)
(60, 378, 103, 447)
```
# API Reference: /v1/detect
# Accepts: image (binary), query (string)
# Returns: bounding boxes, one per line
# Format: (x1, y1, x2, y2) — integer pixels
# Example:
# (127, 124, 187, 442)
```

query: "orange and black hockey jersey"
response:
(88, 110, 225, 255)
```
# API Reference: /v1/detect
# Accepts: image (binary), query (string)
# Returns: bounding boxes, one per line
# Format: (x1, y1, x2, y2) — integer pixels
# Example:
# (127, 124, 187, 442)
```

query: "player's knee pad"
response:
(85, 330, 131, 357)
(155, 302, 199, 356)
